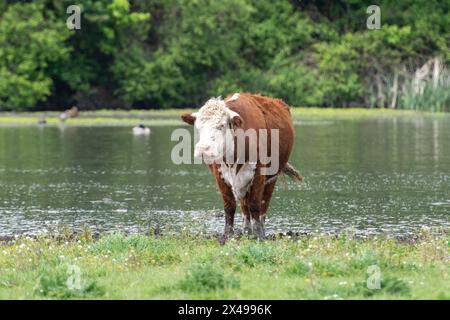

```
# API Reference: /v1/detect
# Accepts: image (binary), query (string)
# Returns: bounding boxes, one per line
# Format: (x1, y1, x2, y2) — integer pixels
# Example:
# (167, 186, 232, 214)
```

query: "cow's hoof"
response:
(224, 226, 234, 237)
(252, 222, 265, 240)
(243, 227, 252, 236)
(219, 234, 227, 245)
(255, 233, 266, 241)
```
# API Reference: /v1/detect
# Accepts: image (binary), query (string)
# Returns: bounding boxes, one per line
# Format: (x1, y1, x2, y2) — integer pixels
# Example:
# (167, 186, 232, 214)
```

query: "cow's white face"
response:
(181, 97, 242, 162)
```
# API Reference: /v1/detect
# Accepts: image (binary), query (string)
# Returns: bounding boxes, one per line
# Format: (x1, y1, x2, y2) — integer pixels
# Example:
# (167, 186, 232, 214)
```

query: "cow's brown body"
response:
(213, 93, 294, 237)
(182, 93, 297, 238)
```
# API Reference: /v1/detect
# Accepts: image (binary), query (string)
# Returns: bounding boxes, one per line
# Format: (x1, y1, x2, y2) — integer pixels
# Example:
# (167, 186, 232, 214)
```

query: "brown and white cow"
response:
(59, 106, 79, 121)
(181, 93, 301, 239)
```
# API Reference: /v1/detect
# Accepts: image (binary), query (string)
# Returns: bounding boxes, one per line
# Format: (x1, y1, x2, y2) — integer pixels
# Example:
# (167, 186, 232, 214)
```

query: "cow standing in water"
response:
(181, 93, 301, 239)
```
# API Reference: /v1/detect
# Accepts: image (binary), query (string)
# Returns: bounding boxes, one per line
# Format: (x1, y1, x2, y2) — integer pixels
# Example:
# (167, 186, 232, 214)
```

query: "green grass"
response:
(0, 231, 448, 299)
(0, 107, 447, 127)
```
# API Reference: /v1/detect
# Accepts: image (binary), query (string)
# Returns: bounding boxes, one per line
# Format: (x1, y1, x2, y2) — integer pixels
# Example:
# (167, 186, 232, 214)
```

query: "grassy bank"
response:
(0, 108, 448, 126)
(0, 231, 448, 299)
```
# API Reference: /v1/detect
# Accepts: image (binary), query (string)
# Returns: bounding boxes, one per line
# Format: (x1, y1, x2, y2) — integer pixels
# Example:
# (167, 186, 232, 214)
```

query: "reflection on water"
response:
(0, 116, 449, 236)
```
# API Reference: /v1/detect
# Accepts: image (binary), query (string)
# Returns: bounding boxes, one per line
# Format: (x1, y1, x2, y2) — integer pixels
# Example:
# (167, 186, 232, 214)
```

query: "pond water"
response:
(0, 116, 449, 236)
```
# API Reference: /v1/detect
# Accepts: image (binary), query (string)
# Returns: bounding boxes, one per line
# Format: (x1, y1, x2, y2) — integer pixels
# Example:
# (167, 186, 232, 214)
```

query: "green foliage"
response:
(90, 233, 181, 265)
(234, 242, 281, 267)
(179, 263, 240, 292)
(311, 258, 348, 277)
(355, 275, 412, 297)
(400, 72, 450, 112)
(0, 0, 449, 110)
(301, 275, 412, 299)
(285, 261, 311, 276)
(57, 0, 150, 108)
(0, 233, 448, 299)
(36, 267, 104, 298)
(0, 3, 69, 110)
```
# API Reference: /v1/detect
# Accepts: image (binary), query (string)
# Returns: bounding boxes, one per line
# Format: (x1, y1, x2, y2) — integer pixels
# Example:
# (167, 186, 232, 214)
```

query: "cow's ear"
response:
(181, 112, 196, 125)
(230, 115, 243, 129)
(226, 109, 243, 129)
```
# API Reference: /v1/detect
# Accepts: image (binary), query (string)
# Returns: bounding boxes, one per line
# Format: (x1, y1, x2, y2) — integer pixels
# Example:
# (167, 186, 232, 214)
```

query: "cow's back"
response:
(225, 93, 295, 174)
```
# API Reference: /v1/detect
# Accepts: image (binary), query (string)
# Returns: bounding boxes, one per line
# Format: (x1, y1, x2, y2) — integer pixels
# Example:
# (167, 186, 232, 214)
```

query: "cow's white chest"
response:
(219, 163, 256, 200)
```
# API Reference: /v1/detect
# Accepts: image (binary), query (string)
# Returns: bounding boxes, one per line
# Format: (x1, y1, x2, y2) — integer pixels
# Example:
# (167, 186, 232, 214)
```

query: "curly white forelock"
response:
(199, 97, 225, 116)
(195, 97, 228, 125)
(194, 95, 241, 128)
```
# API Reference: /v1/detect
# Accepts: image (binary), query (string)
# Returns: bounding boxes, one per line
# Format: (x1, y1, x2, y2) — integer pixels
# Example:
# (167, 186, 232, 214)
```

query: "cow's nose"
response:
(195, 143, 211, 157)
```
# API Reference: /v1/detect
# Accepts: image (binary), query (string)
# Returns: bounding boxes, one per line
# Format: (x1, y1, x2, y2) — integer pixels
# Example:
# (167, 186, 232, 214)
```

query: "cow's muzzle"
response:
(194, 143, 215, 159)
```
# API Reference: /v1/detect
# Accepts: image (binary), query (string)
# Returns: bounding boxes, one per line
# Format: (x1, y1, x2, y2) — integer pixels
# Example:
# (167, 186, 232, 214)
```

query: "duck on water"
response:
(132, 124, 151, 135)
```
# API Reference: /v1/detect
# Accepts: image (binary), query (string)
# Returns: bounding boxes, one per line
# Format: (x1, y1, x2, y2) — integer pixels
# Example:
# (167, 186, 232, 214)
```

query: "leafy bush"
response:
(0, 0, 448, 110)
(348, 250, 379, 270)
(285, 261, 311, 276)
(356, 275, 411, 297)
(0, 3, 69, 110)
(178, 263, 240, 292)
(311, 258, 348, 277)
(90, 233, 180, 265)
(234, 243, 280, 267)
(36, 268, 104, 298)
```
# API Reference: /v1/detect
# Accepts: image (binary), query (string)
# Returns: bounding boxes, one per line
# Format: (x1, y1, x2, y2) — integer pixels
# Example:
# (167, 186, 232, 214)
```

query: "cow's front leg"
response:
(211, 165, 236, 237)
(250, 214, 264, 239)
(224, 197, 236, 236)
(247, 173, 266, 240)
(240, 198, 252, 235)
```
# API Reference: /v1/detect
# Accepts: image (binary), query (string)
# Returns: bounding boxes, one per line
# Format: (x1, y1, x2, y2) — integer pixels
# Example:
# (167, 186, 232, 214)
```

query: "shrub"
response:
(178, 263, 239, 292)
(90, 234, 180, 265)
(311, 258, 348, 277)
(234, 243, 280, 267)
(285, 261, 311, 276)
(356, 275, 411, 297)
(36, 268, 104, 298)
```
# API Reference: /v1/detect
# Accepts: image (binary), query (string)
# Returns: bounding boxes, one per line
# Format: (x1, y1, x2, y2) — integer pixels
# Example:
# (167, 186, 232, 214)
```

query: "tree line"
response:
(0, 0, 449, 111)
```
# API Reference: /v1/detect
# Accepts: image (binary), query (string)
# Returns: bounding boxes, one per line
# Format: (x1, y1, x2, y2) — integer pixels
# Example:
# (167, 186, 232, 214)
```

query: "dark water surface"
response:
(0, 116, 449, 236)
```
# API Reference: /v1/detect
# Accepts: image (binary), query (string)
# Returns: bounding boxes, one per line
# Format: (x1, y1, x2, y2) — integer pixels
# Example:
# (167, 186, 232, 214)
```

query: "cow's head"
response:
(181, 97, 243, 162)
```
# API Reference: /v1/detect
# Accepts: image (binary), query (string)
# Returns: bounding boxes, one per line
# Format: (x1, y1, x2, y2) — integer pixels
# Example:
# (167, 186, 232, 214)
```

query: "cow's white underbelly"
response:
(219, 163, 256, 200)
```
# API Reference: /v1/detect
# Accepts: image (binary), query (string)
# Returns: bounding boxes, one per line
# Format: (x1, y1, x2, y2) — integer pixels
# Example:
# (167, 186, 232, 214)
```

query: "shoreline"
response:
(0, 108, 448, 127)
(0, 228, 448, 245)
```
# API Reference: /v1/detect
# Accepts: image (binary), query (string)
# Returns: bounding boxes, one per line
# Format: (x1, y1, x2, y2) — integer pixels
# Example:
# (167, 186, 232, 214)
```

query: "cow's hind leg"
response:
(247, 173, 266, 239)
(261, 178, 277, 231)
(240, 198, 252, 235)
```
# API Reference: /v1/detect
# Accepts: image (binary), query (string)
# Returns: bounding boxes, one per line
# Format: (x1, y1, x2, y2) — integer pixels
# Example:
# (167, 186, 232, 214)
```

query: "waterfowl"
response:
(38, 116, 47, 125)
(132, 124, 151, 135)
